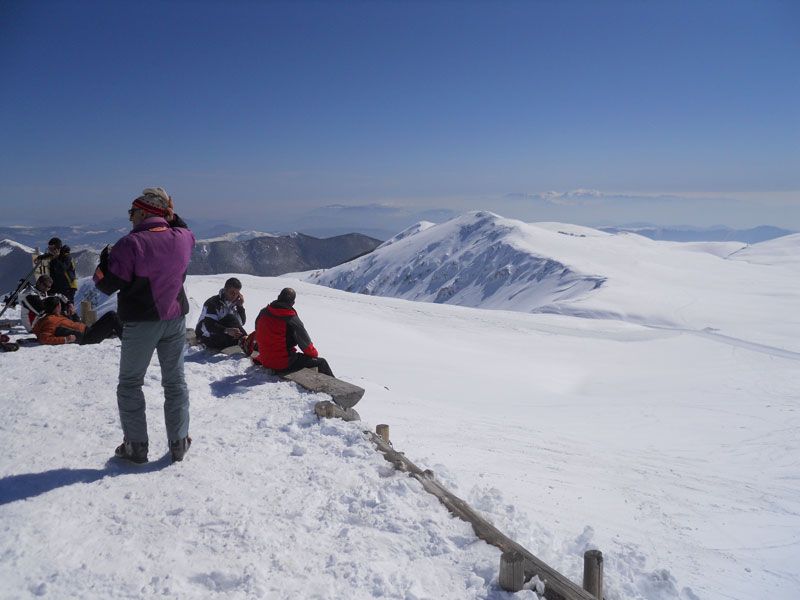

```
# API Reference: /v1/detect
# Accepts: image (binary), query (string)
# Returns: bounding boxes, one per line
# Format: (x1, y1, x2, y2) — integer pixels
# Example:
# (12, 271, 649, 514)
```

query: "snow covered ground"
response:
(2, 224, 799, 599)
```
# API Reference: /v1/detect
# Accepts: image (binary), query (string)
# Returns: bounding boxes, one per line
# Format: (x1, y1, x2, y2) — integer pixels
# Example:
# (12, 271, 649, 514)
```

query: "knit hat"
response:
(131, 187, 174, 219)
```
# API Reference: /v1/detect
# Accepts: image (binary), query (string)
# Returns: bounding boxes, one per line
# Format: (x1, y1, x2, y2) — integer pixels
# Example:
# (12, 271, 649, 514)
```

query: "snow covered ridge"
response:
(0, 239, 35, 256)
(308, 212, 607, 311)
(197, 230, 277, 243)
(727, 232, 800, 268)
(377, 220, 436, 248)
(308, 211, 800, 353)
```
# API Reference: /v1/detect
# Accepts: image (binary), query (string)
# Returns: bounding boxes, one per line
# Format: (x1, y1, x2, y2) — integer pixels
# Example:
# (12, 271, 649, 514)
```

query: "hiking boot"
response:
(114, 440, 149, 464)
(170, 436, 192, 463)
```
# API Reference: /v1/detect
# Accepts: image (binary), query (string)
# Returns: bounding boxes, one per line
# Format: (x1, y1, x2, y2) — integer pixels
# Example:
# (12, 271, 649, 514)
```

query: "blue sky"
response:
(0, 0, 797, 232)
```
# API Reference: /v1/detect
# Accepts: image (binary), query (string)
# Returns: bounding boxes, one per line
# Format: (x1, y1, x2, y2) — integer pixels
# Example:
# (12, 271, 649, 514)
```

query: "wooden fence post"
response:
(80, 300, 97, 326)
(376, 424, 390, 444)
(499, 550, 525, 592)
(582, 549, 603, 599)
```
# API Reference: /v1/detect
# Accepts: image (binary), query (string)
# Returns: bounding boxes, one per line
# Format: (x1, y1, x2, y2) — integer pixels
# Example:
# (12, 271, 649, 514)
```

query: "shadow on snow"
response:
(0, 454, 172, 506)
(209, 367, 277, 398)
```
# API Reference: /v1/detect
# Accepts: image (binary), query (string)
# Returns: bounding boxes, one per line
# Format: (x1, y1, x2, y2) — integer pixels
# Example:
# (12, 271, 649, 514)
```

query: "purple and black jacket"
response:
(94, 215, 195, 322)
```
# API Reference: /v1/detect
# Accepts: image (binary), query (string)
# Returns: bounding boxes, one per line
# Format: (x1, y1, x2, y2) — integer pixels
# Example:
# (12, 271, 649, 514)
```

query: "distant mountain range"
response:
(189, 232, 381, 276)
(0, 231, 382, 295)
(598, 224, 794, 243)
(0, 223, 278, 251)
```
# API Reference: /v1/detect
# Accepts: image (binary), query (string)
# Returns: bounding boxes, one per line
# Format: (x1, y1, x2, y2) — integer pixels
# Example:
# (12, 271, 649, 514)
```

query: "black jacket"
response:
(49, 255, 76, 296)
(195, 290, 246, 338)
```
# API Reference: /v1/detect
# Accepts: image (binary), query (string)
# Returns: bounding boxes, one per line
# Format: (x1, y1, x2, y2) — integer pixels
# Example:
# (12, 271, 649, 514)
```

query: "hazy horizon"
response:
(1, 2, 798, 229)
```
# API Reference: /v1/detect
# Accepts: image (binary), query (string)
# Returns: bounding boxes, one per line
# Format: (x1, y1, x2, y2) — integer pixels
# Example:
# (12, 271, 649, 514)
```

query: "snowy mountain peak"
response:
(377, 221, 436, 249)
(307, 212, 605, 311)
(0, 239, 35, 256)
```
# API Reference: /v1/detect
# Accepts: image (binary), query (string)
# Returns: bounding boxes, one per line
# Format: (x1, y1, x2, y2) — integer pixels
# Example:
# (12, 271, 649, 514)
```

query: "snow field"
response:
(2, 264, 798, 600)
(0, 339, 524, 599)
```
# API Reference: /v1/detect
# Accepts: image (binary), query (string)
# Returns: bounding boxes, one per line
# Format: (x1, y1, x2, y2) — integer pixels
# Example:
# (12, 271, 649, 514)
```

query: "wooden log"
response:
(582, 550, 603, 599)
(282, 368, 364, 409)
(376, 424, 390, 444)
(499, 550, 525, 592)
(367, 431, 596, 600)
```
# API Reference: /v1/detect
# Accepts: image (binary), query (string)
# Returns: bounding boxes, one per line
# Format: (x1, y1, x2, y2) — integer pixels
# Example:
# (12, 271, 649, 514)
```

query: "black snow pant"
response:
(199, 314, 247, 350)
(54, 311, 123, 345)
(284, 352, 335, 377)
(81, 311, 123, 344)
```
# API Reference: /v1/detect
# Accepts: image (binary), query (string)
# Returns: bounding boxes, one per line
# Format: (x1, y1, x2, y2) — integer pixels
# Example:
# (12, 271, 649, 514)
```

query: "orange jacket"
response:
(32, 315, 86, 345)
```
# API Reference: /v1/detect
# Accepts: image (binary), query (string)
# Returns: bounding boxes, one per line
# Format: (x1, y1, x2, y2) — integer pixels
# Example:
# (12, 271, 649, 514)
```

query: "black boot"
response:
(170, 436, 192, 463)
(114, 440, 149, 464)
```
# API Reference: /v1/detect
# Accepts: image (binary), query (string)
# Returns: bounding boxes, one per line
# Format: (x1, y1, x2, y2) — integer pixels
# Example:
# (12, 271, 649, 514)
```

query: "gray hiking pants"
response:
(117, 317, 190, 444)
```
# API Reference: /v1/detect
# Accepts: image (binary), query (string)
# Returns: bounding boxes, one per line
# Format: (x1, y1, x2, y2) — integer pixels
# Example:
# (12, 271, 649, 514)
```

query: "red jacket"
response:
(253, 302, 317, 370)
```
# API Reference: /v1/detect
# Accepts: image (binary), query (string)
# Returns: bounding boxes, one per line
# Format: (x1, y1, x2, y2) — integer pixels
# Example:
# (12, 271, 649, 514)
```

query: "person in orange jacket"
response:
(33, 297, 122, 345)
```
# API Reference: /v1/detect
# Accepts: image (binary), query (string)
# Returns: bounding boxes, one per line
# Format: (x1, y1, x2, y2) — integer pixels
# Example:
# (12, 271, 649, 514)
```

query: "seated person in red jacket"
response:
(253, 287, 334, 376)
(33, 296, 123, 345)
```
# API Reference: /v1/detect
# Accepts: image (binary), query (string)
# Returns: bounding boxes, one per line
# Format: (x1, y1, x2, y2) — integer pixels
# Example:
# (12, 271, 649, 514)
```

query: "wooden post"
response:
(81, 301, 97, 326)
(80, 300, 91, 322)
(582, 549, 603, 599)
(499, 550, 525, 592)
(376, 424, 390, 444)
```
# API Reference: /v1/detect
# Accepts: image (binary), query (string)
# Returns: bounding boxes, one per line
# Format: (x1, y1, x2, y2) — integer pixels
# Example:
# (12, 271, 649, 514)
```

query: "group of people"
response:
(34, 237, 78, 301)
(194, 278, 334, 378)
(19, 249, 122, 346)
(5, 187, 334, 464)
(87, 186, 333, 465)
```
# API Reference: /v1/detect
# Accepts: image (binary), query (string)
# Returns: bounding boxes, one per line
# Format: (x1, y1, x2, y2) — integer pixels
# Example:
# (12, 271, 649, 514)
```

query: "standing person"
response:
(49, 245, 78, 302)
(34, 238, 62, 278)
(195, 277, 247, 351)
(94, 187, 195, 464)
(253, 287, 334, 377)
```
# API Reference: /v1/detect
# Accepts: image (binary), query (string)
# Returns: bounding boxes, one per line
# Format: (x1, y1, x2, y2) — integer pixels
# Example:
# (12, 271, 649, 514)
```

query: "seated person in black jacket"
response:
(195, 277, 247, 350)
(20, 275, 53, 331)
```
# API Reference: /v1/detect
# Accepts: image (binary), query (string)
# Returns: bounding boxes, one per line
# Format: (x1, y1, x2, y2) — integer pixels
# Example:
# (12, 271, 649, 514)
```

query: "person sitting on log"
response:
(33, 296, 122, 345)
(253, 287, 334, 376)
(195, 277, 248, 351)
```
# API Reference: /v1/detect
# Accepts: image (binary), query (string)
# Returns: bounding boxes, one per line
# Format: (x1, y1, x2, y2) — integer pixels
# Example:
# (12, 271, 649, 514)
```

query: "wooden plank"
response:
(283, 368, 364, 409)
(367, 431, 596, 600)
